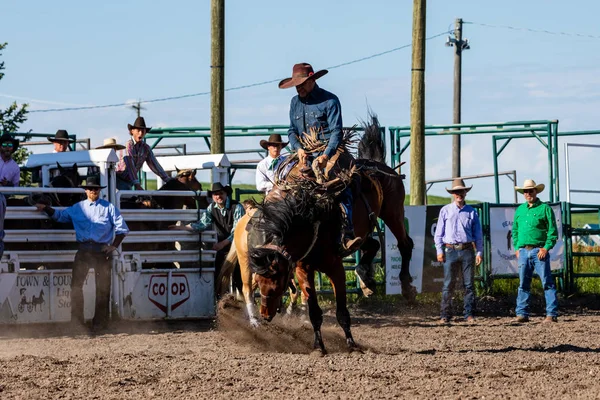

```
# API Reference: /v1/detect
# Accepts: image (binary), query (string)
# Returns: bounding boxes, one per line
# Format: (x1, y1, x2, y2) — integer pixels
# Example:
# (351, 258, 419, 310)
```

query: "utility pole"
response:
(410, 0, 426, 205)
(210, 0, 225, 154)
(130, 99, 145, 118)
(446, 18, 470, 178)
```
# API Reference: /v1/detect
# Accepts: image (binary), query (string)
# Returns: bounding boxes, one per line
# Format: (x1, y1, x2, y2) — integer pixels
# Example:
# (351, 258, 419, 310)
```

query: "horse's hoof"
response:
(401, 283, 417, 303)
(310, 348, 327, 357)
(249, 317, 260, 328)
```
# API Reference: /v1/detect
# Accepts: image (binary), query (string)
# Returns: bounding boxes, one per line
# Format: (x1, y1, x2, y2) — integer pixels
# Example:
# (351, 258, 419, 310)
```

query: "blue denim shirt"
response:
(287, 85, 343, 158)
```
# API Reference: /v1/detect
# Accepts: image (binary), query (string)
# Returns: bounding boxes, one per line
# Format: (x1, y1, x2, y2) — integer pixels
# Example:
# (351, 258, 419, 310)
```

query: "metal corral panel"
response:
(120, 208, 202, 222)
(142, 153, 230, 172)
(0, 270, 95, 324)
(25, 149, 118, 168)
(4, 230, 77, 242)
(121, 250, 216, 267)
(119, 269, 215, 320)
(124, 231, 217, 243)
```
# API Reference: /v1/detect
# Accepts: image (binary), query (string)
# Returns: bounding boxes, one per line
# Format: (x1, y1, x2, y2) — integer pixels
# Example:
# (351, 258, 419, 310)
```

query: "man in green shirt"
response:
(512, 179, 558, 323)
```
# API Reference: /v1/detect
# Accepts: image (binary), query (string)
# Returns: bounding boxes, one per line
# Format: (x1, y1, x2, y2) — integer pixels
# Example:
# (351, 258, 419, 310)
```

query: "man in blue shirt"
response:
(279, 63, 360, 252)
(36, 175, 129, 330)
(434, 179, 483, 324)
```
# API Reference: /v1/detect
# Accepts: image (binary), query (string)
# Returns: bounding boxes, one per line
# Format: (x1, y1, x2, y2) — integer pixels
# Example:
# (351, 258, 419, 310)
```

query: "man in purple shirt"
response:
(115, 117, 172, 190)
(434, 178, 483, 324)
(0, 134, 21, 187)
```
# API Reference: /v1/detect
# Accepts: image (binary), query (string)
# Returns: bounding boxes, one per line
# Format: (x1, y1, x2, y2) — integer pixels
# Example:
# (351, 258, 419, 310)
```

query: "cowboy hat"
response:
(96, 138, 125, 150)
(0, 133, 19, 150)
(515, 179, 545, 194)
(445, 178, 473, 193)
(48, 129, 75, 144)
(278, 63, 328, 89)
(79, 175, 106, 190)
(207, 182, 232, 197)
(127, 116, 152, 132)
(259, 133, 289, 150)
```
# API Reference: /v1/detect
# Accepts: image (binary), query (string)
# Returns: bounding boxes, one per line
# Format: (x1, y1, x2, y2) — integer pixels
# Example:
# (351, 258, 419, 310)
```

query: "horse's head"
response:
(156, 170, 203, 209)
(44, 162, 82, 206)
(248, 189, 321, 321)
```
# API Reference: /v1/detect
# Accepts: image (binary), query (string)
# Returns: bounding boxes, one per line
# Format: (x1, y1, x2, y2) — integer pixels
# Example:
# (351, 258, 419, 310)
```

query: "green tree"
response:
(0, 42, 31, 185)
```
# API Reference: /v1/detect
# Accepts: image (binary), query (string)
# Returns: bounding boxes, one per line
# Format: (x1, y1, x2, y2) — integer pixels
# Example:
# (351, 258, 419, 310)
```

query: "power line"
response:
(29, 31, 450, 114)
(465, 21, 600, 40)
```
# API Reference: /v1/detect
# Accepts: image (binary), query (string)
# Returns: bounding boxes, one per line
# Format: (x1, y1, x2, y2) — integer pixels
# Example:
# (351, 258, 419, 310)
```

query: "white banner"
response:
(489, 204, 564, 275)
(385, 206, 425, 295)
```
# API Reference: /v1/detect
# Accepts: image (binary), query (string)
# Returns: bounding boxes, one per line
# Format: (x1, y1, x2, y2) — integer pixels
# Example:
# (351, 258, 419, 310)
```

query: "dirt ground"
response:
(1, 297, 599, 400)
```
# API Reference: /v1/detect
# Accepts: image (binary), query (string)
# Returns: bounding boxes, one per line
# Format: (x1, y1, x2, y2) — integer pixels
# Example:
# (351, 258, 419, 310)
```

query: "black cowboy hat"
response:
(259, 133, 289, 150)
(79, 175, 106, 190)
(207, 182, 232, 197)
(278, 63, 328, 89)
(0, 133, 19, 150)
(127, 117, 152, 132)
(48, 129, 75, 143)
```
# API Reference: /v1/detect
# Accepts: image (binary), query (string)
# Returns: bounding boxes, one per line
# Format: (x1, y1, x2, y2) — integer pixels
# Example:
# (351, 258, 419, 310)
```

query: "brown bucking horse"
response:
(218, 116, 414, 354)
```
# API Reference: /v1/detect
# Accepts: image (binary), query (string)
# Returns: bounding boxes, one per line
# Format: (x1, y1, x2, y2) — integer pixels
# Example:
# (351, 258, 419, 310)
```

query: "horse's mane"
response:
(254, 189, 320, 243)
(357, 112, 385, 163)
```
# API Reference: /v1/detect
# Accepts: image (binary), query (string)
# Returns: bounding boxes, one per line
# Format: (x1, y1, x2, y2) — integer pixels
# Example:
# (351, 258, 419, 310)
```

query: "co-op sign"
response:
(148, 274, 190, 313)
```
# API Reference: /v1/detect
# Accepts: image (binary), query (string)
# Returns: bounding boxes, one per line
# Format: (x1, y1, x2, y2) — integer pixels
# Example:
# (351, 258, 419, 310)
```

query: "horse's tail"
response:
(357, 110, 385, 163)
(216, 241, 239, 297)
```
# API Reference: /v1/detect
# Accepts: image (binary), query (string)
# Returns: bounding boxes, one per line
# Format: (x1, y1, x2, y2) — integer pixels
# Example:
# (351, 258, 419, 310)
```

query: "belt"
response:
(79, 241, 106, 252)
(445, 242, 473, 250)
(522, 245, 541, 250)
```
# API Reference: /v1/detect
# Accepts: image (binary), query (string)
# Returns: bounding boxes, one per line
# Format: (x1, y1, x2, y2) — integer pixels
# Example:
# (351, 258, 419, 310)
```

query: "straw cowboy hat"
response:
(515, 179, 545, 194)
(79, 175, 106, 190)
(445, 178, 473, 193)
(48, 129, 75, 143)
(259, 133, 289, 150)
(0, 133, 19, 150)
(207, 182, 232, 197)
(96, 138, 125, 151)
(278, 63, 328, 89)
(127, 116, 152, 132)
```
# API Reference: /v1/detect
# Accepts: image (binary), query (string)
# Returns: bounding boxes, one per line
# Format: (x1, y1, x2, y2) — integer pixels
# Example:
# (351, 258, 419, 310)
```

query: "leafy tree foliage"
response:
(0, 42, 31, 185)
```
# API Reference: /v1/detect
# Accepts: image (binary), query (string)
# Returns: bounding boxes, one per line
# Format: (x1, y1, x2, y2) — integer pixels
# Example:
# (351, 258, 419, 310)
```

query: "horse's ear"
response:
(175, 166, 180, 173)
(57, 162, 64, 172)
(73, 163, 78, 170)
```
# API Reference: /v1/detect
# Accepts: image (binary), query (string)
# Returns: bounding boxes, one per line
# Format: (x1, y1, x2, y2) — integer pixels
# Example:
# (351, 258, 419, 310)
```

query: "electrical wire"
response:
(465, 21, 600, 40)
(28, 31, 450, 114)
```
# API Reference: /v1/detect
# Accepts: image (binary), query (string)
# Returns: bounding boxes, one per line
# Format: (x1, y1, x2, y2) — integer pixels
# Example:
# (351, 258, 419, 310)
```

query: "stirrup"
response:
(343, 236, 362, 252)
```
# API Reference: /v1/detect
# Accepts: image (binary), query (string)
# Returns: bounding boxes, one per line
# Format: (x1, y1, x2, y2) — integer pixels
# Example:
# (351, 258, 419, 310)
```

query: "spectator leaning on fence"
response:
(512, 179, 558, 324)
(115, 117, 172, 190)
(35, 175, 129, 331)
(48, 129, 75, 153)
(255, 134, 288, 195)
(434, 178, 483, 325)
(0, 133, 20, 187)
(169, 183, 245, 291)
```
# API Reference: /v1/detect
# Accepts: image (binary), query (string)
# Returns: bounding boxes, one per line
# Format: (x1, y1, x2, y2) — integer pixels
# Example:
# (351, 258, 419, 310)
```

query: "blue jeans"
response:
(515, 247, 558, 317)
(116, 176, 133, 190)
(441, 248, 475, 319)
(339, 186, 354, 232)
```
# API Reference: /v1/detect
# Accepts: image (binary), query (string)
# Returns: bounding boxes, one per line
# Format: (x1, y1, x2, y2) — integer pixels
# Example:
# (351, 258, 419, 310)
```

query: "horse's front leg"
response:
(240, 257, 259, 328)
(328, 258, 358, 351)
(296, 263, 326, 354)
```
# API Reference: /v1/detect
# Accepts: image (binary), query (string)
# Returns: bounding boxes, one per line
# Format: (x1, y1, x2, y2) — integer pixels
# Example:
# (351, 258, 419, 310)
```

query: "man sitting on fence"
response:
(0, 134, 20, 187)
(116, 117, 173, 190)
(513, 179, 558, 323)
(48, 129, 75, 153)
(255, 134, 288, 195)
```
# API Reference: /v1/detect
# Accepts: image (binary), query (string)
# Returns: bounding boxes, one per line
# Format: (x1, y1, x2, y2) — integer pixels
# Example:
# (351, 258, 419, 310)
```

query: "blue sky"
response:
(2, 1, 600, 203)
